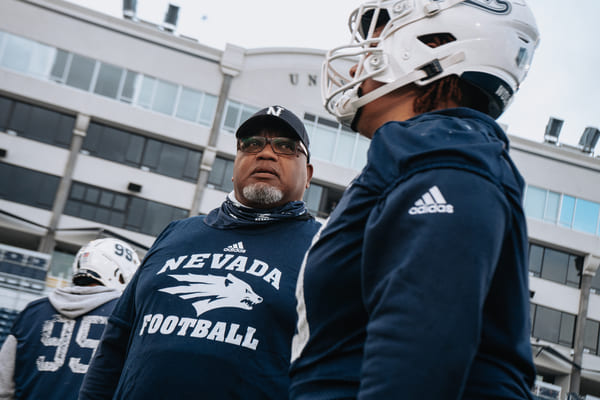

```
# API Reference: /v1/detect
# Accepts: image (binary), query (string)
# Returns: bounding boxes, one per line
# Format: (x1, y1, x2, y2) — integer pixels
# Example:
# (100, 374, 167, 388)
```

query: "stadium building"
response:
(1, 1, 599, 398)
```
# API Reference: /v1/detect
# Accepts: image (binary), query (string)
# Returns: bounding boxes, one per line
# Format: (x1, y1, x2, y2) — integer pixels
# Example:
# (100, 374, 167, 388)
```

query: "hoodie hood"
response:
(356, 107, 519, 194)
(48, 285, 121, 319)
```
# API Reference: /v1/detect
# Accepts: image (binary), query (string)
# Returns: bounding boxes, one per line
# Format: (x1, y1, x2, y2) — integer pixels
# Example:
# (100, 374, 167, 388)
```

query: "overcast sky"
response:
(66, 0, 600, 155)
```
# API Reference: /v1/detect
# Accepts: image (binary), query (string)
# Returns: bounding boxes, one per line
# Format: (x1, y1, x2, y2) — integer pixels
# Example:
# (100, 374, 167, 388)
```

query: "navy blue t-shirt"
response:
(81, 204, 320, 400)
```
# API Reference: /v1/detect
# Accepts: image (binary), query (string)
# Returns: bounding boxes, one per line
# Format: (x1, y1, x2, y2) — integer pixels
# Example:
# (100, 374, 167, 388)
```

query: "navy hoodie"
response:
(80, 197, 320, 400)
(290, 108, 535, 399)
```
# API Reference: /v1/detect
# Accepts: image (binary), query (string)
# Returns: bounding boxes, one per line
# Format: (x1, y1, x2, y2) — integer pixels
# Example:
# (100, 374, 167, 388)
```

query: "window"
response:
(0, 33, 55, 78)
(303, 182, 344, 218)
(304, 113, 370, 170)
(528, 243, 581, 288)
(559, 195, 576, 228)
(198, 94, 217, 125)
(207, 156, 234, 193)
(572, 199, 600, 235)
(176, 87, 203, 122)
(589, 265, 600, 294)
(1, 96, 75, 148)
(119, 70, 138, 103)
(175, 88, 218, 125)
(545, 191, 561, 223)
(0, 96, 11, 130)
(47, 250, 76, 281)
(0, 162, 60, 210)
(222, 101, 259, 133)
(531, 304, 576, 347)
(524, 185, 600, 238)
(93, 62, 124, 98)
(152, 80, 178, 115)
(308, 117, 336, 162)
(136, 75, 155, 108)
(82, 122, 202, 182)
(50, 49, 69, 83)
(65, 54, 96, 91)
(0, 30, 217, 127)
(303, 184, 323, 217)
(142, 140, 200, 181)
(64, 181, 188, 236)
(584, 319, 600, 355)
(524, 186, 547, 220)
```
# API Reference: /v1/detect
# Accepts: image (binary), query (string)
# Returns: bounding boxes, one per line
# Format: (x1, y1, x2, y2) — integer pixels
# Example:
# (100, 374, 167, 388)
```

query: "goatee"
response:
(242, 184, 283, 206)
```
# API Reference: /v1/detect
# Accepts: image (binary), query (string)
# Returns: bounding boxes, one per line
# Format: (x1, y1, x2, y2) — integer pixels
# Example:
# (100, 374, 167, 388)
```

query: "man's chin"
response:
(242, 184, 284, 207)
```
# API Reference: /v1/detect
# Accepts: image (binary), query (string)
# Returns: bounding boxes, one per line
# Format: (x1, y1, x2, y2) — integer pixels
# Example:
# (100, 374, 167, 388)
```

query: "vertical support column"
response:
(570, 254, 600, 395)
(38, 113, 90, 254)
(189, 44, 245, 216)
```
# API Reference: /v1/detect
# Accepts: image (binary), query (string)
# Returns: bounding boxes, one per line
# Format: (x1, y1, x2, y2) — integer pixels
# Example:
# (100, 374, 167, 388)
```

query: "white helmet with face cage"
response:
(72, 238, 140, 291)
(321, 0, 540, 127)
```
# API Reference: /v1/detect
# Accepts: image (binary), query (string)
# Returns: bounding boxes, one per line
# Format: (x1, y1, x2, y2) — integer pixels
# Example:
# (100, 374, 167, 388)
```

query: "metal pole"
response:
(570, 273, 591, 394)
(188, 74, 233, 217)
(189, 43, 244, 217)
(570, 254, 600, 394)
(38, 114, 90, 254)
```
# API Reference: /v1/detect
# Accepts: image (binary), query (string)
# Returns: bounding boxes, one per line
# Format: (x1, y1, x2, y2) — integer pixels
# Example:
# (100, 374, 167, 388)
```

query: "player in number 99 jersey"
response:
(0, 238, 140, 400)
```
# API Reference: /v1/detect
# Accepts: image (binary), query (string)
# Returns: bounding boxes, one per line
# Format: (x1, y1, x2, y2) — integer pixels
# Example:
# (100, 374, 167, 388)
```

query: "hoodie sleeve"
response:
(0, 335, 16, 399)
(358, 168, 509, 399)
(78, 271, 140, 400)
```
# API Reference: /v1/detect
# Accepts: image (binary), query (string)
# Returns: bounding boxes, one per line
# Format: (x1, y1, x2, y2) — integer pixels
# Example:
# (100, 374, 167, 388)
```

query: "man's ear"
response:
(305, 163, 314, 189)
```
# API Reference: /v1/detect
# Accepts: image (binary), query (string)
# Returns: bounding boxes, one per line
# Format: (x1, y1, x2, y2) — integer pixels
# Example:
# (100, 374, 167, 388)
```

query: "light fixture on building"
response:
(127, 182, 142, 193)
(162, 4, 180, 32)
(122, 0, 137, 19)
(578, 127, 600, 154)
(0, 148, 6, 158)
(544, 117, 564, 144)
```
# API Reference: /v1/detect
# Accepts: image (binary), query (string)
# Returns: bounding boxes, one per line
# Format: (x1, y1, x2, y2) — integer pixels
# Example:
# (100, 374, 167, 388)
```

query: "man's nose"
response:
(256, 141, 278, 159)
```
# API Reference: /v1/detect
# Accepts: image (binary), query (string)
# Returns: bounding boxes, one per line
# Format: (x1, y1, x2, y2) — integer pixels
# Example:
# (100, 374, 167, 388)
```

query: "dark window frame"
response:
(82, 121, 202, 183)
(1, 95, 75, 148)
(0, 162, 60, 210)
(64, 181, 188, 236)
(531, 304, 576, 348)
(528, 243, 582, 288)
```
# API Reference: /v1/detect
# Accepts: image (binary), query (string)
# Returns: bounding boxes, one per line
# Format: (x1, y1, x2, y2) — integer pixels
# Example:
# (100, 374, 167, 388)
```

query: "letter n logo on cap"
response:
(267, 106, 284, 117)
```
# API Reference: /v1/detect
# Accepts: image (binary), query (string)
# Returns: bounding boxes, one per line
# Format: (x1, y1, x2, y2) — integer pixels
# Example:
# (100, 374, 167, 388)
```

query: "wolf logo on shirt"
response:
(159, 273, 263, 316)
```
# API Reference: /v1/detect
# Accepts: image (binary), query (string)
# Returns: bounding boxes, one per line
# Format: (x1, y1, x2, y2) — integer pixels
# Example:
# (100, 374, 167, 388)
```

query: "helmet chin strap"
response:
(350, 87, 363, 132)
(336, 52, 465, 126)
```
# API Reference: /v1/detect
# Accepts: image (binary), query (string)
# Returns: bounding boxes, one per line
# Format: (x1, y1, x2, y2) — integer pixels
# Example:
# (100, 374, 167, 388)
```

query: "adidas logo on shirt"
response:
(224, 241, 246, 253)
(408, 185, 454, 215)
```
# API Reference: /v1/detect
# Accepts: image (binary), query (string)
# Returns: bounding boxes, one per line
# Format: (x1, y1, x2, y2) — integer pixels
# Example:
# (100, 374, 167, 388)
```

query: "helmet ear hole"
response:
(417, 33, 456, 48)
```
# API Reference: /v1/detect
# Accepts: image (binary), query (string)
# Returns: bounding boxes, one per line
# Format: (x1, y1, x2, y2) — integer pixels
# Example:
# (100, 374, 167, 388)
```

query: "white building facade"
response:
(1, 1, 599, 398)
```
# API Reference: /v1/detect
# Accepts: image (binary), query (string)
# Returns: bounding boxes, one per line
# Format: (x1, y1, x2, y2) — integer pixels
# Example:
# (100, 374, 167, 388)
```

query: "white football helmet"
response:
(72, 238, 141, 291)
(322, 0, 540, 127)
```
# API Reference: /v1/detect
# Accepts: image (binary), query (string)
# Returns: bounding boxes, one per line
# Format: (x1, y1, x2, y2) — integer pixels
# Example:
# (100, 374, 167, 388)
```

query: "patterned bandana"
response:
(204, 192, 311, 229)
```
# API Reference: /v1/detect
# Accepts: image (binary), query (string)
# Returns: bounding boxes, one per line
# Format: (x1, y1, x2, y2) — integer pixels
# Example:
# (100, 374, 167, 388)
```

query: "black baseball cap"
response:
(235, 105, 311, 161)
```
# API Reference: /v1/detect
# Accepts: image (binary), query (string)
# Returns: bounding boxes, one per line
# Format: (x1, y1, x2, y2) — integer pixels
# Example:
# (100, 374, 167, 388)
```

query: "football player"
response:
(0, 238, 140, 400)
(290, 1, 540, 398)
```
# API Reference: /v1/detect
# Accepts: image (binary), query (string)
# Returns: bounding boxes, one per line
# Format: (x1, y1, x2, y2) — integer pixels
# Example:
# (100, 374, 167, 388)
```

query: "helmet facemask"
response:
(321, 0, 539, 127)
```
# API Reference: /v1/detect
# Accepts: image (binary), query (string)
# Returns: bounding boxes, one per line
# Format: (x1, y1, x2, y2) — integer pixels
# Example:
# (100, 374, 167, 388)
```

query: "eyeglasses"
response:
(237, 136, 307, 158)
